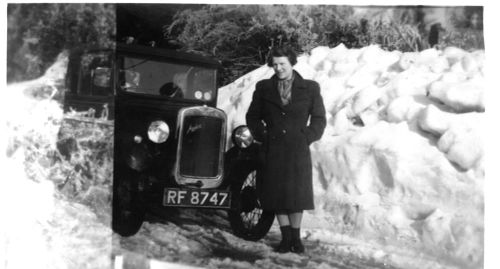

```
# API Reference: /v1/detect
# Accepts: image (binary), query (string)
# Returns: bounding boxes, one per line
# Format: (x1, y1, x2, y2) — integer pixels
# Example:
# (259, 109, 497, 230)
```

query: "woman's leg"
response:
(288, 211, 303, 228)
(275, 211, 292, 253)
(276, 213, 291, 226)
(288, 211, 305, 253)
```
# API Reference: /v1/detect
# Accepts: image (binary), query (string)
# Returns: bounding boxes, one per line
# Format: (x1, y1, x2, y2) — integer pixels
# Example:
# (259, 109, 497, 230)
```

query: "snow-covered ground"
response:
(1, 44, 485, 269)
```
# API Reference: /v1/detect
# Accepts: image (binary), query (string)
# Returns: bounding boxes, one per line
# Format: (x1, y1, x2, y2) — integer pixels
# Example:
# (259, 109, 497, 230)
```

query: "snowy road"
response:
(114, 209, 398, 269)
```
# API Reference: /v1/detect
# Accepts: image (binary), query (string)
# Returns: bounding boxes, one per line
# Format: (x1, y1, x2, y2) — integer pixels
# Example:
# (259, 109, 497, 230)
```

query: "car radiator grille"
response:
(179, 115, 223, 178)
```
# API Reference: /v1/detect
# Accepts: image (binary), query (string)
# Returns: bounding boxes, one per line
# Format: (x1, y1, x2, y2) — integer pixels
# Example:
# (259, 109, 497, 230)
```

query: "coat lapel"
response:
(290, 71, 307, 103)
(264, 70, 307, 109)
(262, 75, 284, 108)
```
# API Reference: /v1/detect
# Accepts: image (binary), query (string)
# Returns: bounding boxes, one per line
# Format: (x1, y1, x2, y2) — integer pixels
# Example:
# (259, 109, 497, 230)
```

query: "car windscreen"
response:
(118, 55, 217, 102)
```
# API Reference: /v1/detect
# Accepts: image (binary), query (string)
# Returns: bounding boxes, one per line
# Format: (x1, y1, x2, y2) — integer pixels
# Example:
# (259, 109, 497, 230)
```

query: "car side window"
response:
(77, 52, 113, 96)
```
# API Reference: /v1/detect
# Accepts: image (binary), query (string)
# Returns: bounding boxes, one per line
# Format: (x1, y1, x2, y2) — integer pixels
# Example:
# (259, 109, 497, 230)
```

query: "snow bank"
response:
(218, 44, 484, 268)
(1, 54, 112, 269)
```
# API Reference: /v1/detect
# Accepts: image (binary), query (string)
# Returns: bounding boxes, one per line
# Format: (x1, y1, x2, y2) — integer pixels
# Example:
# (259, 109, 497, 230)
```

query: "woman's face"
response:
(272, 56, 293, 80)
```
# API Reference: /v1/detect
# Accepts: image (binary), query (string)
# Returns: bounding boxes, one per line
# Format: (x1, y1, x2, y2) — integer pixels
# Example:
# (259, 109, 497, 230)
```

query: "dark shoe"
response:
(274, 225, 291, 253)
(291, 228, 305, 254)
(275, 242, 292, 253)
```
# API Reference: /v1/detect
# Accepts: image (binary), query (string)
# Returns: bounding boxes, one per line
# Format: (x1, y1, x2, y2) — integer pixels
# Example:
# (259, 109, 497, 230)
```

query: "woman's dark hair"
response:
(266, 46, 298, 67)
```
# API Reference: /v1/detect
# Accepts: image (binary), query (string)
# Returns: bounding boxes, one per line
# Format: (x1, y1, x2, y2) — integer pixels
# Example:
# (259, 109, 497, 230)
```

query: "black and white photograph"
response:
(2, 1, 496, 269)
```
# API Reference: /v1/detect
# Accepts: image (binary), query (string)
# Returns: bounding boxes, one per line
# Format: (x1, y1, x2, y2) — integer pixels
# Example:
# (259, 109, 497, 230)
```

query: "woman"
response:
(246, 46, 326, 253)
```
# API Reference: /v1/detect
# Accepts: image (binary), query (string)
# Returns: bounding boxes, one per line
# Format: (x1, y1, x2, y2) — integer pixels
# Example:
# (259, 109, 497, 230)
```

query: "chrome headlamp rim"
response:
(147, 120, 170, 144)
(232, 125, 254, 149)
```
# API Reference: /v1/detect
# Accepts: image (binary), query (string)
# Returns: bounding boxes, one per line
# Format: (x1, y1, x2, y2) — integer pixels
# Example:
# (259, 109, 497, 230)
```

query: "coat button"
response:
(281, 112, 286, 116)
(282, 129, 287, 134)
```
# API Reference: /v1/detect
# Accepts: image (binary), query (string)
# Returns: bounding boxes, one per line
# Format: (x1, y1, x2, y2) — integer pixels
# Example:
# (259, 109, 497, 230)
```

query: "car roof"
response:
(116, 43, 222, 68)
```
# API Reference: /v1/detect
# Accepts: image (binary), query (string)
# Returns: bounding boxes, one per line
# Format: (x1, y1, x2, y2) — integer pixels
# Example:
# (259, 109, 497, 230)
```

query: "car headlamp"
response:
(148, 120, 170, 143)
(232, 125, 254, 148)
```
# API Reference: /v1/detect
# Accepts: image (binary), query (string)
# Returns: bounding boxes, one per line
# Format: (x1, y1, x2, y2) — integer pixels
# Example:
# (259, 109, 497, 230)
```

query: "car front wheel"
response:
(228, 161, 275, 241)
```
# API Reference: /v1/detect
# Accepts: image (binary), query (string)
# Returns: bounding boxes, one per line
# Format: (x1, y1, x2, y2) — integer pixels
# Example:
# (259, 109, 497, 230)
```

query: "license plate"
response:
(163, 188, 231, 208)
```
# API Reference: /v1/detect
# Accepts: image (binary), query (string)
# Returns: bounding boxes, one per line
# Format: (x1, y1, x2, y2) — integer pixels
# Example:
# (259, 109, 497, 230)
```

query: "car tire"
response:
(112, 167, 145, 237)
(228, 161, 275, 241)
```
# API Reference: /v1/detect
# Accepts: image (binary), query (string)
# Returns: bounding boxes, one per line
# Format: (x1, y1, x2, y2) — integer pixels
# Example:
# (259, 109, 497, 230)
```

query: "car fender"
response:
(221, 143, 261, 189)
(124, 142, 152, 172)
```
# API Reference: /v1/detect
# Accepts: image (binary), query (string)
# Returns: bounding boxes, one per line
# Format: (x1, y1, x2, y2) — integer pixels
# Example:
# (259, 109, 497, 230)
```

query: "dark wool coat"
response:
(246, 70, 326, 211)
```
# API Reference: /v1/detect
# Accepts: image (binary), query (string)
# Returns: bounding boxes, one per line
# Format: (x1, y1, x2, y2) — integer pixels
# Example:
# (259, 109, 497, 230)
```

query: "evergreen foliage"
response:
(165, 5, 483, 85)
(7, 4, 483, 86)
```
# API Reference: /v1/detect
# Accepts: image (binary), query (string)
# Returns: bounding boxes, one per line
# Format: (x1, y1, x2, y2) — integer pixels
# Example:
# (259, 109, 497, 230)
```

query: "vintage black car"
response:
(64, 43, 275, 240)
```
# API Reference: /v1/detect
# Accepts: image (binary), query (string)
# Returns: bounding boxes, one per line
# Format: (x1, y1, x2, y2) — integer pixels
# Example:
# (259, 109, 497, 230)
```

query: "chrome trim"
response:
(174, 106, 227, 188)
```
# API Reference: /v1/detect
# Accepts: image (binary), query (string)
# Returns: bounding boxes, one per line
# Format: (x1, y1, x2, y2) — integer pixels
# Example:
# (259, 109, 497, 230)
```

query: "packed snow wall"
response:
(1, 54, 113, 269)
(218, 44, 485, 267)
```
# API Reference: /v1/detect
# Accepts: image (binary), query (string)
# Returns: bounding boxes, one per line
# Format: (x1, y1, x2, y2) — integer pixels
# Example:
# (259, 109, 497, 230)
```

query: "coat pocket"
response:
(300, 127, 311, 145)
